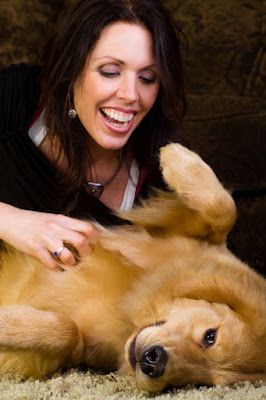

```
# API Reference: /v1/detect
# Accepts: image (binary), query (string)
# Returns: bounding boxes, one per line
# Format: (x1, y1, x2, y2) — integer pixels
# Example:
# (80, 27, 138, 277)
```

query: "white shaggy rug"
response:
(0, 369, 265, 400)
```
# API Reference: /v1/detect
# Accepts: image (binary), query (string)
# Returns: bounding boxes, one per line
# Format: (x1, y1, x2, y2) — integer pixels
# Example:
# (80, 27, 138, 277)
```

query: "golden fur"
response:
(0, 143, 265, 392)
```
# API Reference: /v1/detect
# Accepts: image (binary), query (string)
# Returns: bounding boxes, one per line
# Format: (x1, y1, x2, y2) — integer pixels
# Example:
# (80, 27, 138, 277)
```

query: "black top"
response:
(0, 63, 163, 226)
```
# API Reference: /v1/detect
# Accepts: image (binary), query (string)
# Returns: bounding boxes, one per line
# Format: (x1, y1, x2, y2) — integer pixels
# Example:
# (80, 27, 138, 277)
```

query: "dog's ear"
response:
(237, 372, 266, 384)
(171, 270, 266, 326)
(213, 371, 266, 386)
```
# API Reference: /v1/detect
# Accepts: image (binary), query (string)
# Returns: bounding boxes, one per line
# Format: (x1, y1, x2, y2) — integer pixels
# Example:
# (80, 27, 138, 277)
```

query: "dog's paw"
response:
(159, 143, 215, 197)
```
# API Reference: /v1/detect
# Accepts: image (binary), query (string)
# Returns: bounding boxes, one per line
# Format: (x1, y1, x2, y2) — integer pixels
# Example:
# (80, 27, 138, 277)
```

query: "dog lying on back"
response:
(0, 143, 265, 392)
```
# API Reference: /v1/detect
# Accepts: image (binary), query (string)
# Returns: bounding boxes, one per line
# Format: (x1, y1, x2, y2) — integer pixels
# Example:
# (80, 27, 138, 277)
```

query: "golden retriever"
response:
(0, 143, 265, 392)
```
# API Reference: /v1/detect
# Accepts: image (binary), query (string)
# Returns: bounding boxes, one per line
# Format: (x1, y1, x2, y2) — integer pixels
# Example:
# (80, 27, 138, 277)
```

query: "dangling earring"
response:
(67, 92, 77, 118)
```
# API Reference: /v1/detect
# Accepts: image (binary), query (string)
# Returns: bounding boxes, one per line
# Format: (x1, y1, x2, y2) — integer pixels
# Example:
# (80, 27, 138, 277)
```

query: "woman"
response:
(0, 0, 186, 271)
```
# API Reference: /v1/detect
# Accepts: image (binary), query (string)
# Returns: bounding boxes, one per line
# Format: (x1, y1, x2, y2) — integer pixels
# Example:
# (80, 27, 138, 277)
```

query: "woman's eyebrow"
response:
(93, 56, 124, 63)
(94, 56, 157, 69)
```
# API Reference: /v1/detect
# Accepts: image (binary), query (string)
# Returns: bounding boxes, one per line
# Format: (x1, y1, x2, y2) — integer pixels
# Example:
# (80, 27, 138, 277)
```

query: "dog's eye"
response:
(203, 329, 217, 348)
(154, 320, 166, 327)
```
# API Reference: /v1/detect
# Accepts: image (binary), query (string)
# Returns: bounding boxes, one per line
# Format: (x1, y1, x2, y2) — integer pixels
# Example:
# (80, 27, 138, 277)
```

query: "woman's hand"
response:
(0, 203, 96, 271)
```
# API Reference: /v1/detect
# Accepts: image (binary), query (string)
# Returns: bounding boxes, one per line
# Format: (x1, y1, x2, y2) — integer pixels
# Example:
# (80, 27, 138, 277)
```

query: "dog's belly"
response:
(0, 247, 138, 375)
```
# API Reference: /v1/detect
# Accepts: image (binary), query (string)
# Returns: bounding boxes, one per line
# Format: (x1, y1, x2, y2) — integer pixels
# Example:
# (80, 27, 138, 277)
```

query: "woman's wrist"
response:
(0, 202, 21, 241)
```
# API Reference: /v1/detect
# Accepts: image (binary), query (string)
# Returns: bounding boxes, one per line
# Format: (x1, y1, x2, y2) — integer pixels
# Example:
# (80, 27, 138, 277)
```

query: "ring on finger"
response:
(53, 245, 64, 258)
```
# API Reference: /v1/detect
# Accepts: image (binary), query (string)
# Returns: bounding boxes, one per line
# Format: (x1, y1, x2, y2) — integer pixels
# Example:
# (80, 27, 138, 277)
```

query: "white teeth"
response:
(101, 108, 134, 122)
(112, 121, 128, 127)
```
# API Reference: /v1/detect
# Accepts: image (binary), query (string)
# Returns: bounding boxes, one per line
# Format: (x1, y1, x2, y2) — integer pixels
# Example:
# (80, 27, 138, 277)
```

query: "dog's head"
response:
(124, 297, 266, 392)
(121, 253, 266, 392)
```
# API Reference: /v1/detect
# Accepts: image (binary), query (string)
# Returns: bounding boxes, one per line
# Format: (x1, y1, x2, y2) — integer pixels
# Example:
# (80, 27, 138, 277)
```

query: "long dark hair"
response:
(39, 0, 186, 189)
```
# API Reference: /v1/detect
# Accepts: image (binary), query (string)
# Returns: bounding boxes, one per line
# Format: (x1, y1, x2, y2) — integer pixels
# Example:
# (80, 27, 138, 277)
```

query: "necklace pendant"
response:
(85, 157, 124, 199)
(86, 182, 104, 198)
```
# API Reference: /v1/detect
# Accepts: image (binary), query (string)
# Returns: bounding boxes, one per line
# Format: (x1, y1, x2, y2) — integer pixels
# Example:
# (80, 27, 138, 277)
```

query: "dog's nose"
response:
(139, 345, 168, 378)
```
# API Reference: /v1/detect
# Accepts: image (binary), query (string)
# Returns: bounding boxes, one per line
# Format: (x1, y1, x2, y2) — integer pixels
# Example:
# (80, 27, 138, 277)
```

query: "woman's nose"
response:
(117, 74, 139, 103)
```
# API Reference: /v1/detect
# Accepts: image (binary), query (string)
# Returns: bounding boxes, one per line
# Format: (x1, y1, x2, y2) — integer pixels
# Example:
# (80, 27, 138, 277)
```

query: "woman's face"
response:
(73, 22, 159, 151)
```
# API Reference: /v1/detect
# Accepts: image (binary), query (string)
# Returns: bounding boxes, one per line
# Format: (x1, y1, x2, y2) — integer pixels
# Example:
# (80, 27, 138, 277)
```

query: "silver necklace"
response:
(86, 158, 124, 199)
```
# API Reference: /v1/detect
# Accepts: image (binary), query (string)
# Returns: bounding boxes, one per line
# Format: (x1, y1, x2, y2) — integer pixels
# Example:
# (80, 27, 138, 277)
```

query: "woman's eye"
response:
(203, 329, 217, 348)
(98, 67, 119, 78)
(139, 73, 157, 84)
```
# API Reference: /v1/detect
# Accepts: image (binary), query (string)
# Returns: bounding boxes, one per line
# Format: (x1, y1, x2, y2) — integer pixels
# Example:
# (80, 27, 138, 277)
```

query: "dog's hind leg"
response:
(122, 143, 236, 244)
(159, 143, 237, 243)
(0, 305, 84, 377)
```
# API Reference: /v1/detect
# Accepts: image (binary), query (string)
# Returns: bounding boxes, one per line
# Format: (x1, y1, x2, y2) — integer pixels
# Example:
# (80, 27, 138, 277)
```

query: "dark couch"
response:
(169, 0, 266, 275)
(0, 0, 265, 276)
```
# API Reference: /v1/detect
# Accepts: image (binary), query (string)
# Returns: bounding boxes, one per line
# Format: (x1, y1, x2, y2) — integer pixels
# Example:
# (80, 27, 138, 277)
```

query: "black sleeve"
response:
(0, 63, 41, 135)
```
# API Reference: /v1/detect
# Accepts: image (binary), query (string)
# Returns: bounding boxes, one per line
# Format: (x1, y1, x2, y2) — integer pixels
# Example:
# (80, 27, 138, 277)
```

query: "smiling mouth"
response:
(100, 108, 134, 128)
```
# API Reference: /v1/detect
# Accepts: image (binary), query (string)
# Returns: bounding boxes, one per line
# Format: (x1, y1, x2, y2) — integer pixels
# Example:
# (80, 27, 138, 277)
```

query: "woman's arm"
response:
(0, 202, 95, 271)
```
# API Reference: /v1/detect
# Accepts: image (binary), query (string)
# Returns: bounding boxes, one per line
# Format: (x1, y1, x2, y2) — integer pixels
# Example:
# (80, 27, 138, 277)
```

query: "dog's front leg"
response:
(0, 305, 84, 376)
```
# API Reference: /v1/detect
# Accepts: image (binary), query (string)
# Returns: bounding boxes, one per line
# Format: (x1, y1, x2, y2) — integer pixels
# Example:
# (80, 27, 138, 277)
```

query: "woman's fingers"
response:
(38, 248, 64, 272)
(0, 204, 97, 271)
(58, 247, 77, 267)
(55, 215, 96, 238)
(61, 230, 90, 258)
(44, 219, 93, 260)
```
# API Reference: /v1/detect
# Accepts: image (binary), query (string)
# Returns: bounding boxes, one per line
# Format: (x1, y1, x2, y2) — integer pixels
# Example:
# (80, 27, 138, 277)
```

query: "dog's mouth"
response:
(129, 335, 137, 370)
